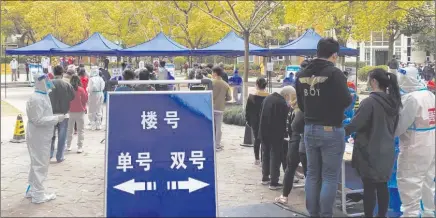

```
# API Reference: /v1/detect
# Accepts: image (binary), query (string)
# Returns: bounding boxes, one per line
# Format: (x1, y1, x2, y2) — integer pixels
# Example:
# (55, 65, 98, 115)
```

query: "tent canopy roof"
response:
(267, 29, 359, 56)
(5, 34, 70, 55)
(51, 32, 121, 55)
(118, 32, 190, 56)
(191, 31, 268, 57)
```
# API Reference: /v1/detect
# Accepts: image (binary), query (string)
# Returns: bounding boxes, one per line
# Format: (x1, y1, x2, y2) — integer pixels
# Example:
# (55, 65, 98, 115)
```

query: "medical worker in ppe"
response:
(134, 61, 145, 78)
(395, 66, 435, 217)
(87, 67, 106, 130)
(25, 72, 67, 203)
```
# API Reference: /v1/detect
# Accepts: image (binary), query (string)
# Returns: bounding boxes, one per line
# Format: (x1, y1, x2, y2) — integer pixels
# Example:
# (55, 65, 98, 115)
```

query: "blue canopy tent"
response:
(50, 32, 121, 56)
(190, 31, 269, 57)
(118, 32, 191, 56)
(5, 34, 70, 55)
(265, 29, 359, 57)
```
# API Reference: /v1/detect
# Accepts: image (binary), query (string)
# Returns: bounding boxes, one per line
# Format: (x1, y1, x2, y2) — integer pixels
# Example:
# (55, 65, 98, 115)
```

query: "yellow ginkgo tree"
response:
(195, 0, 282, 102)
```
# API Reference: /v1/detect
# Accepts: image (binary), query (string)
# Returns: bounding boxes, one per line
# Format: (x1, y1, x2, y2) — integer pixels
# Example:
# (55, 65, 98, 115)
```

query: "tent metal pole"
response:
(4, 52, 7, 98)
(17, 55, 20, 79)
(355, 55, 359, 92)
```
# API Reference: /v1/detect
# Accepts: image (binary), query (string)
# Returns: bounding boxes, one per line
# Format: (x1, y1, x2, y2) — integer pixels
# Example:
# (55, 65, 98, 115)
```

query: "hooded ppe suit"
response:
(26, 72, 66, 204)
(395, 66, 435, 217)
(87, 67, 106, 130)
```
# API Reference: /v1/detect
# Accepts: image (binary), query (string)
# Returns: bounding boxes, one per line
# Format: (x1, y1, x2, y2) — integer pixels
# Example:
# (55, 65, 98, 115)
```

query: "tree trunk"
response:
(388, 33, 395, 61)
(243, 31, 250, 106)
(263, 56, 268, 75)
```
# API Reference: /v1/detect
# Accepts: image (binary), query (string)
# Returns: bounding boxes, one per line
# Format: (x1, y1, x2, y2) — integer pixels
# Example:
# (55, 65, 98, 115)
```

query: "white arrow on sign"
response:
(114, 179, 156, 195)
(177, 177, 210, 193)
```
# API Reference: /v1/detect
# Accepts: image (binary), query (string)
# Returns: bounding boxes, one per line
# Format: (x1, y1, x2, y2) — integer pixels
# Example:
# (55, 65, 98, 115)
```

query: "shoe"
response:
(96, 125, 102, 130)
(216, 146, 223, 151)
(74, 131, 78, 135)
(261, 178, 270, 185)
(31, 193, 56, 204)
(293, 178, 299, 183)
(294, 179, 305, 188)
(254, 159, 261, 165)
(67, 146, 72, 151)
(77, 148, 83, 153)
(91, 126, 96, 131)
(57, 157, 66, 163)
(269, 183, 283, 190)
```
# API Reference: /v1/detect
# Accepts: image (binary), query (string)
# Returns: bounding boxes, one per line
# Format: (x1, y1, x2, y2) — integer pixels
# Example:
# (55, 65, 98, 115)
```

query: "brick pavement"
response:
(1, 121, 308, 217)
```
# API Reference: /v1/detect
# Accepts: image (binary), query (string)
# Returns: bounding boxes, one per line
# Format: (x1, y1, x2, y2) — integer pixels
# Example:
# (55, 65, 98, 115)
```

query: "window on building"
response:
(407, 47, 411, 57)
(237, 56, 254, 63)
(407, 37, 411, 46)
(271, 56, 284, 61)
(407, 57, 411, 62)
(395, 48, 401, 60)
(395, 37, 401, 46)
(371, 31, 387, 46)
(365, 48, 371, 65)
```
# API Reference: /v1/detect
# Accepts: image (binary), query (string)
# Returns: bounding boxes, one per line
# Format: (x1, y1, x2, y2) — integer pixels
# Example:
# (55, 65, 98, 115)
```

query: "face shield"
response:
(34, 73, 54, 94)
(397, 67, 427, 93)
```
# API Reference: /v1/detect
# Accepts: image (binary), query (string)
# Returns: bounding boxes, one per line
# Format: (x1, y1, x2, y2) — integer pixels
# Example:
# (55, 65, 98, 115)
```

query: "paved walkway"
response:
(1, 88, 307, 217)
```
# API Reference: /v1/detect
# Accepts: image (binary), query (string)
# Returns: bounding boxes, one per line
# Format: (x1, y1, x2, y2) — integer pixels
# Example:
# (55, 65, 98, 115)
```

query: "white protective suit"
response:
(395, 66, 436, 217)
(26, 72, 66, 203)
(87, 67, 105, 130)
(134, 61, 145, 78)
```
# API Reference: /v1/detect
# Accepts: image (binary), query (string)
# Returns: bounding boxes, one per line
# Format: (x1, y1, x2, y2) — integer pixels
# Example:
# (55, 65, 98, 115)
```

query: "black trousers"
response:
(282, 134, 308, 197)
(362, 179, 389, 217)
(252, 128, 261, 160)
(262, 140, 285, 185)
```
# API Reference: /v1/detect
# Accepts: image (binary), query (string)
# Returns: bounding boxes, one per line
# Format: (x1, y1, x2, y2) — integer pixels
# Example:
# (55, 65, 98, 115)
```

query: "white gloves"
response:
(57, 114, 69, 122)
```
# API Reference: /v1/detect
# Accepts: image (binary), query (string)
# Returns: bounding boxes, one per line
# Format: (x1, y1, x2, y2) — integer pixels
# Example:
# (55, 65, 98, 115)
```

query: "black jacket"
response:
(245, 92, 268, 136)
(345, 92, 399, 182)
(49, 79, 75, 114)
(295, 59, 351, 127)
(258, 92, 289, 144)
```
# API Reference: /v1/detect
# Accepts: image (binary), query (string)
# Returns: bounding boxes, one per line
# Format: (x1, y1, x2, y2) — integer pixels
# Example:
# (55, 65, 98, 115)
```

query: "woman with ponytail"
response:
(344, 68, 401, 217)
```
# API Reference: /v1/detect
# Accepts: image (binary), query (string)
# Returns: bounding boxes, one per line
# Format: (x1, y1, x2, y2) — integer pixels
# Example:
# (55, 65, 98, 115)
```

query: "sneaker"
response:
(216, 146, 223, 151)
(269, 183, 283, 190)
(77, 148, 83, 153)
(96, 125, 102, 130)
(31, 193, 56, 204)
(261, 178, 270, 185)
(67, 146, 72, 151)
(74, 131, 78, 135)
(57, 157, 66, 163)
(293, 178, 299, 183)
(294, 179, 305, 188)
(91, 126, 96, 131)
(254, 159, 261, 165)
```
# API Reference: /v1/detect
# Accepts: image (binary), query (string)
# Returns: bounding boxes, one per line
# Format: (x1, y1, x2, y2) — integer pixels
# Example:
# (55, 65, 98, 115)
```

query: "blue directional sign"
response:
(105, 91, 217, 217)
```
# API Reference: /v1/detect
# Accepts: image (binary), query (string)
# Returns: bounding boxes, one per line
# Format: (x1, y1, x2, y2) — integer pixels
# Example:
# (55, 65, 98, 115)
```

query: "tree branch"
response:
(226, 0, 246, 31)
(218, 1, 241, 29)
(194, 2, 241, 32)
(249, 2, 281, 33)
(248, 1, 267, 29)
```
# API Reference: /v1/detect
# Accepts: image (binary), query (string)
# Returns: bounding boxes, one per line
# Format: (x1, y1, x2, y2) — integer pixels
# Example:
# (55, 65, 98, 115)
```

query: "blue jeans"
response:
(304, 124, 345, 217)
(50, 118, 69, 162)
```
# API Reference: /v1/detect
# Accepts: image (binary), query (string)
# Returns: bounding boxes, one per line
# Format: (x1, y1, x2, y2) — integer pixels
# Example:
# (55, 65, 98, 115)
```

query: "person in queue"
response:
(229, 69, 243, 104)
(395, 66, 435, 217)
(49, 65, 75, 163)
(259, 86, 293, 190)
(66, 75, 88, 153)
(87, 67, 106, 130)
(275, 85, 308, 204)
(295, 38, 352, 217)
(211, 66, 231, 151)
(245, 77, 269, 165)
(156, 60, 169, 90)
(344, 68, 402, 217)
(25, 72, 67, 203)
(135, 69, 156, 91)
(114, 70, 136, 91)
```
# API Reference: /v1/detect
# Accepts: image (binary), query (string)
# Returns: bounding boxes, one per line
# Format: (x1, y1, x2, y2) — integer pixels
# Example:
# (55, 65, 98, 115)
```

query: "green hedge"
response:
(357, 65, 389, 82)
(344, 61, 367, 69)
(223, 105, 245, 126)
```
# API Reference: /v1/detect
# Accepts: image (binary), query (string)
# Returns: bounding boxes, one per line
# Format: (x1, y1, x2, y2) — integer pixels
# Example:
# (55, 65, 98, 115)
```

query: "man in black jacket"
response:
(258, 86, 293, 190)
(295, 38, 352, 217)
